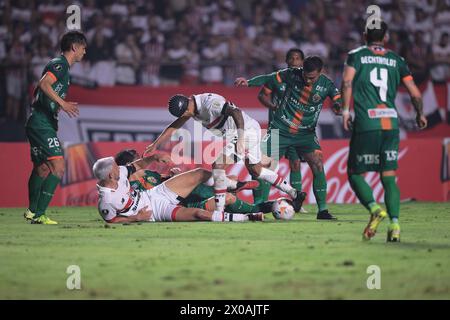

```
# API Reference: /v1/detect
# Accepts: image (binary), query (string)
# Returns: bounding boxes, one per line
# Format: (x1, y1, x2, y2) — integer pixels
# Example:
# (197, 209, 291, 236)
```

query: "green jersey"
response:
(130, 170, 163, 191)
(247, 72, 286, 123)
(30, 55, 71, 131)
(345, 45, 412, 132)
(264, 68, 341, 135)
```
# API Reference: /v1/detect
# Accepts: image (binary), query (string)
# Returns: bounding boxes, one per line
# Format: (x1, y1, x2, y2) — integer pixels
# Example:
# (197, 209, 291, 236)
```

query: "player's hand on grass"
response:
(416, 113, 427, 129)
(136, 206, 152, 221)
(343, 112, 353, 131)
(61, 101, 79, 118)
(234, 77, 248, 87)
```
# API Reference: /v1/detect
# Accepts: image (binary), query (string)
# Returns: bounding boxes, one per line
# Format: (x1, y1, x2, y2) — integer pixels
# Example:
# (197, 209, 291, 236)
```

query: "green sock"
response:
(35, 174, 61, 217)
(226, 198, 259, 213)
(252, 178, 271, 204)
(28, 171, 45, 213)
(290, 170, 302, 192)
(381, 175, 400, 221)
(348, 174, 376, 212)
(313, 170, 327, 212)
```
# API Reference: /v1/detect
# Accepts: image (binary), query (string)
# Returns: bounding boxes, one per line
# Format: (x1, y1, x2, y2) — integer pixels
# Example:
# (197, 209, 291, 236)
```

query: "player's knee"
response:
(35, 163, 50, 177)
(195, 168, 211, 182)
(47, 159, 65, 178)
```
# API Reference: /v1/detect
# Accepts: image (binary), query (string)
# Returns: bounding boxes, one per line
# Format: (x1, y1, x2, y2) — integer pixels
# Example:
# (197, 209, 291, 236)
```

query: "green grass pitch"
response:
(1, 202, 449, 299)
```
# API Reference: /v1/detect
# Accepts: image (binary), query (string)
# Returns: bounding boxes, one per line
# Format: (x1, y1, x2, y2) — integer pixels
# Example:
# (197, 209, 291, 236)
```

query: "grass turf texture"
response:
(1, 203, 449, 299)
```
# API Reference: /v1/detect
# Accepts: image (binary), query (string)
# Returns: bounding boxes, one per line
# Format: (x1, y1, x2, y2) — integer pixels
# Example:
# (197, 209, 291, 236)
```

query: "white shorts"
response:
(147, 183, 182, 222)
(223, 118, 262, 164)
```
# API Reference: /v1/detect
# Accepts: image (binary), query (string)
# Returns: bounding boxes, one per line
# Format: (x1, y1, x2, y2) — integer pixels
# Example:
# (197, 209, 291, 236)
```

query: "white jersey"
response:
(192, 93, 256, 134)
(97, 166, 151, 222)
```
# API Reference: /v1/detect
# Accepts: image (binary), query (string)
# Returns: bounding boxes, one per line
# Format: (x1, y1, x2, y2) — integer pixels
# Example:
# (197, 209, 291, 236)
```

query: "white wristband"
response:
(342, 109, 350, 116)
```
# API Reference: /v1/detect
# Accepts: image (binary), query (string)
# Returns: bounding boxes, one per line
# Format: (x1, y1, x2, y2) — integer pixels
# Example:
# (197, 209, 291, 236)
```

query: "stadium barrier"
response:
(1, 138, 448, 208)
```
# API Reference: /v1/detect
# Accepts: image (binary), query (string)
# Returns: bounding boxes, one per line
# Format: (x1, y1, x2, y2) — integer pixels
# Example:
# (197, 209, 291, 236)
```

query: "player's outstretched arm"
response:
(131, 153, 171, 171)
(341, 65, 356, 131)
(235, 73, 274, 87)
(144, 115, 191, 155)
(39, 73, 79, 118)
(402, 78, 427, 129)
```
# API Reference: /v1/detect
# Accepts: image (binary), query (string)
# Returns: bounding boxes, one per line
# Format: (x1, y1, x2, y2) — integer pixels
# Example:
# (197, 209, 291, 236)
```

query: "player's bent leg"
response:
(381, 170, 401, 242)
(25, 163, 50, 220)
(164, 168, 211, 199)
(303, 151, 335, 220)
(32, 158, 64, 224)
(172, 207, 212, 221)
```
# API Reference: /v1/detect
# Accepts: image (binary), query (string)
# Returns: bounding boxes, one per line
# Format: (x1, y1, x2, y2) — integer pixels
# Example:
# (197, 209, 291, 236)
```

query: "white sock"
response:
(205, 173, 237, 189)
(258, 167, 296, 198)
(211, 212, 248, 222)
(213, 169, 227, 213)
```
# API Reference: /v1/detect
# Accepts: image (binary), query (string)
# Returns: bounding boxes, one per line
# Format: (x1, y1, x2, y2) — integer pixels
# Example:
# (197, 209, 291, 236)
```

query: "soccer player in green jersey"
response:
(24, 31, 87, 224)
(341, 20, 427, 241)
(236, 56, 342, 220)
(235, 48, 306, 207)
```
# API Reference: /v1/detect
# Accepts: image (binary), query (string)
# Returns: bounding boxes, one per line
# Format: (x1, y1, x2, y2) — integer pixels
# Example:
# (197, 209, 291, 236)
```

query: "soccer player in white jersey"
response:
(93, 154, 263, 223)
(144, 93, 306, 217)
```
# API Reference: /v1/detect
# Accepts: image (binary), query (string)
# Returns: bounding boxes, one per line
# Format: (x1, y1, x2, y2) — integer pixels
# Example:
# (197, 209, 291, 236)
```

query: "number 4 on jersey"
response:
(370, 67, 388, 102)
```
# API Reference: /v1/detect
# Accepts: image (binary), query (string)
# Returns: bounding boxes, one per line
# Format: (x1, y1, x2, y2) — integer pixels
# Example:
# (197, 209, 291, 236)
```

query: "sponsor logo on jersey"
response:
(312, 94, 321, 103)
(315, 85, 326, 92)
(367, 108, 398, 118)
(54, 64, 62, 71)
(357, 154, 380, 165)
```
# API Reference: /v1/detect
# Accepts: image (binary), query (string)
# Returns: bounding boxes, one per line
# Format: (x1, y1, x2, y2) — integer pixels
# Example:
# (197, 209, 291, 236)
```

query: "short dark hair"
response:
(285, 48, 305, 62)
(303, 56, 323, 73)
(115, 149, 139, 166)
(60, 31, 87, 52)
(365, 20, 388, 44)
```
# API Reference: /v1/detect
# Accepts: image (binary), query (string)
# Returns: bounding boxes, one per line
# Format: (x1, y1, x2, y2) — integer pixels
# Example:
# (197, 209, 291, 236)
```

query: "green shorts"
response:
(25, 123, 63, 164)
(347, 129, 399, 174)
(263, 129, 320, 161)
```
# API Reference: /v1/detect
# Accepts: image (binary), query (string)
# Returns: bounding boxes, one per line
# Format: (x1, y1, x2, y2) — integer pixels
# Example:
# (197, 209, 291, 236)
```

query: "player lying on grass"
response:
(93, 154, 264, 223)
(144, 93, 306, 217)
(114, 149, 275, 215)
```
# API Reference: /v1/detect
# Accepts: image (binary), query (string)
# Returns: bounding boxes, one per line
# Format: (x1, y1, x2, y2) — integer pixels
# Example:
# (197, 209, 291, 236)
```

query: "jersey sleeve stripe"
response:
(402, 75, 413, 82)
(276, 72, 282, 83)
(46, 71, 57, 82)
(47, 155, 64, 160)
(332, 94, 341, 101)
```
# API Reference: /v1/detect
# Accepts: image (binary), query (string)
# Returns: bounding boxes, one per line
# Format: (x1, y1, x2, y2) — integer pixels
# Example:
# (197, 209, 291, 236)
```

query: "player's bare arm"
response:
(341, 65, 356, 131)
(402, 78, 427, 129)
(224, 103, 245, 156)
(131, 153, 171, 171)
(107, 206, 152, 224)
(257, 87, 277, 111)
(38, 73, 79, 118)
(145, 115, 191, 154)
(234, 77, 248, 86)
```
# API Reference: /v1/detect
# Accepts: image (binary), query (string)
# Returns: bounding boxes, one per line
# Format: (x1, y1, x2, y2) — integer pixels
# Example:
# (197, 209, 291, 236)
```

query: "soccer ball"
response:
(272, 198, 295, 220)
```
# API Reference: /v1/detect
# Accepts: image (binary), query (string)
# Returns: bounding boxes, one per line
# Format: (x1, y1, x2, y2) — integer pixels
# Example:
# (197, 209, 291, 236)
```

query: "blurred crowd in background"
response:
(0, 0, 449, 124)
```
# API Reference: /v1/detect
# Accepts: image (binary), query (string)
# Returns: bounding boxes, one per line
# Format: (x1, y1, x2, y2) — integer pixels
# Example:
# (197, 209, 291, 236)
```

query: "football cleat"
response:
(31, 215, 58, 225)
(317, 209, 337, 220)
(248, 213, 264, 222)
(229, 180, 259, 193)
(362, 208, 387, 240)
(387, 223, 401, 242)
(24, 209, 35, 221)
(292, 191, 307, 213)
